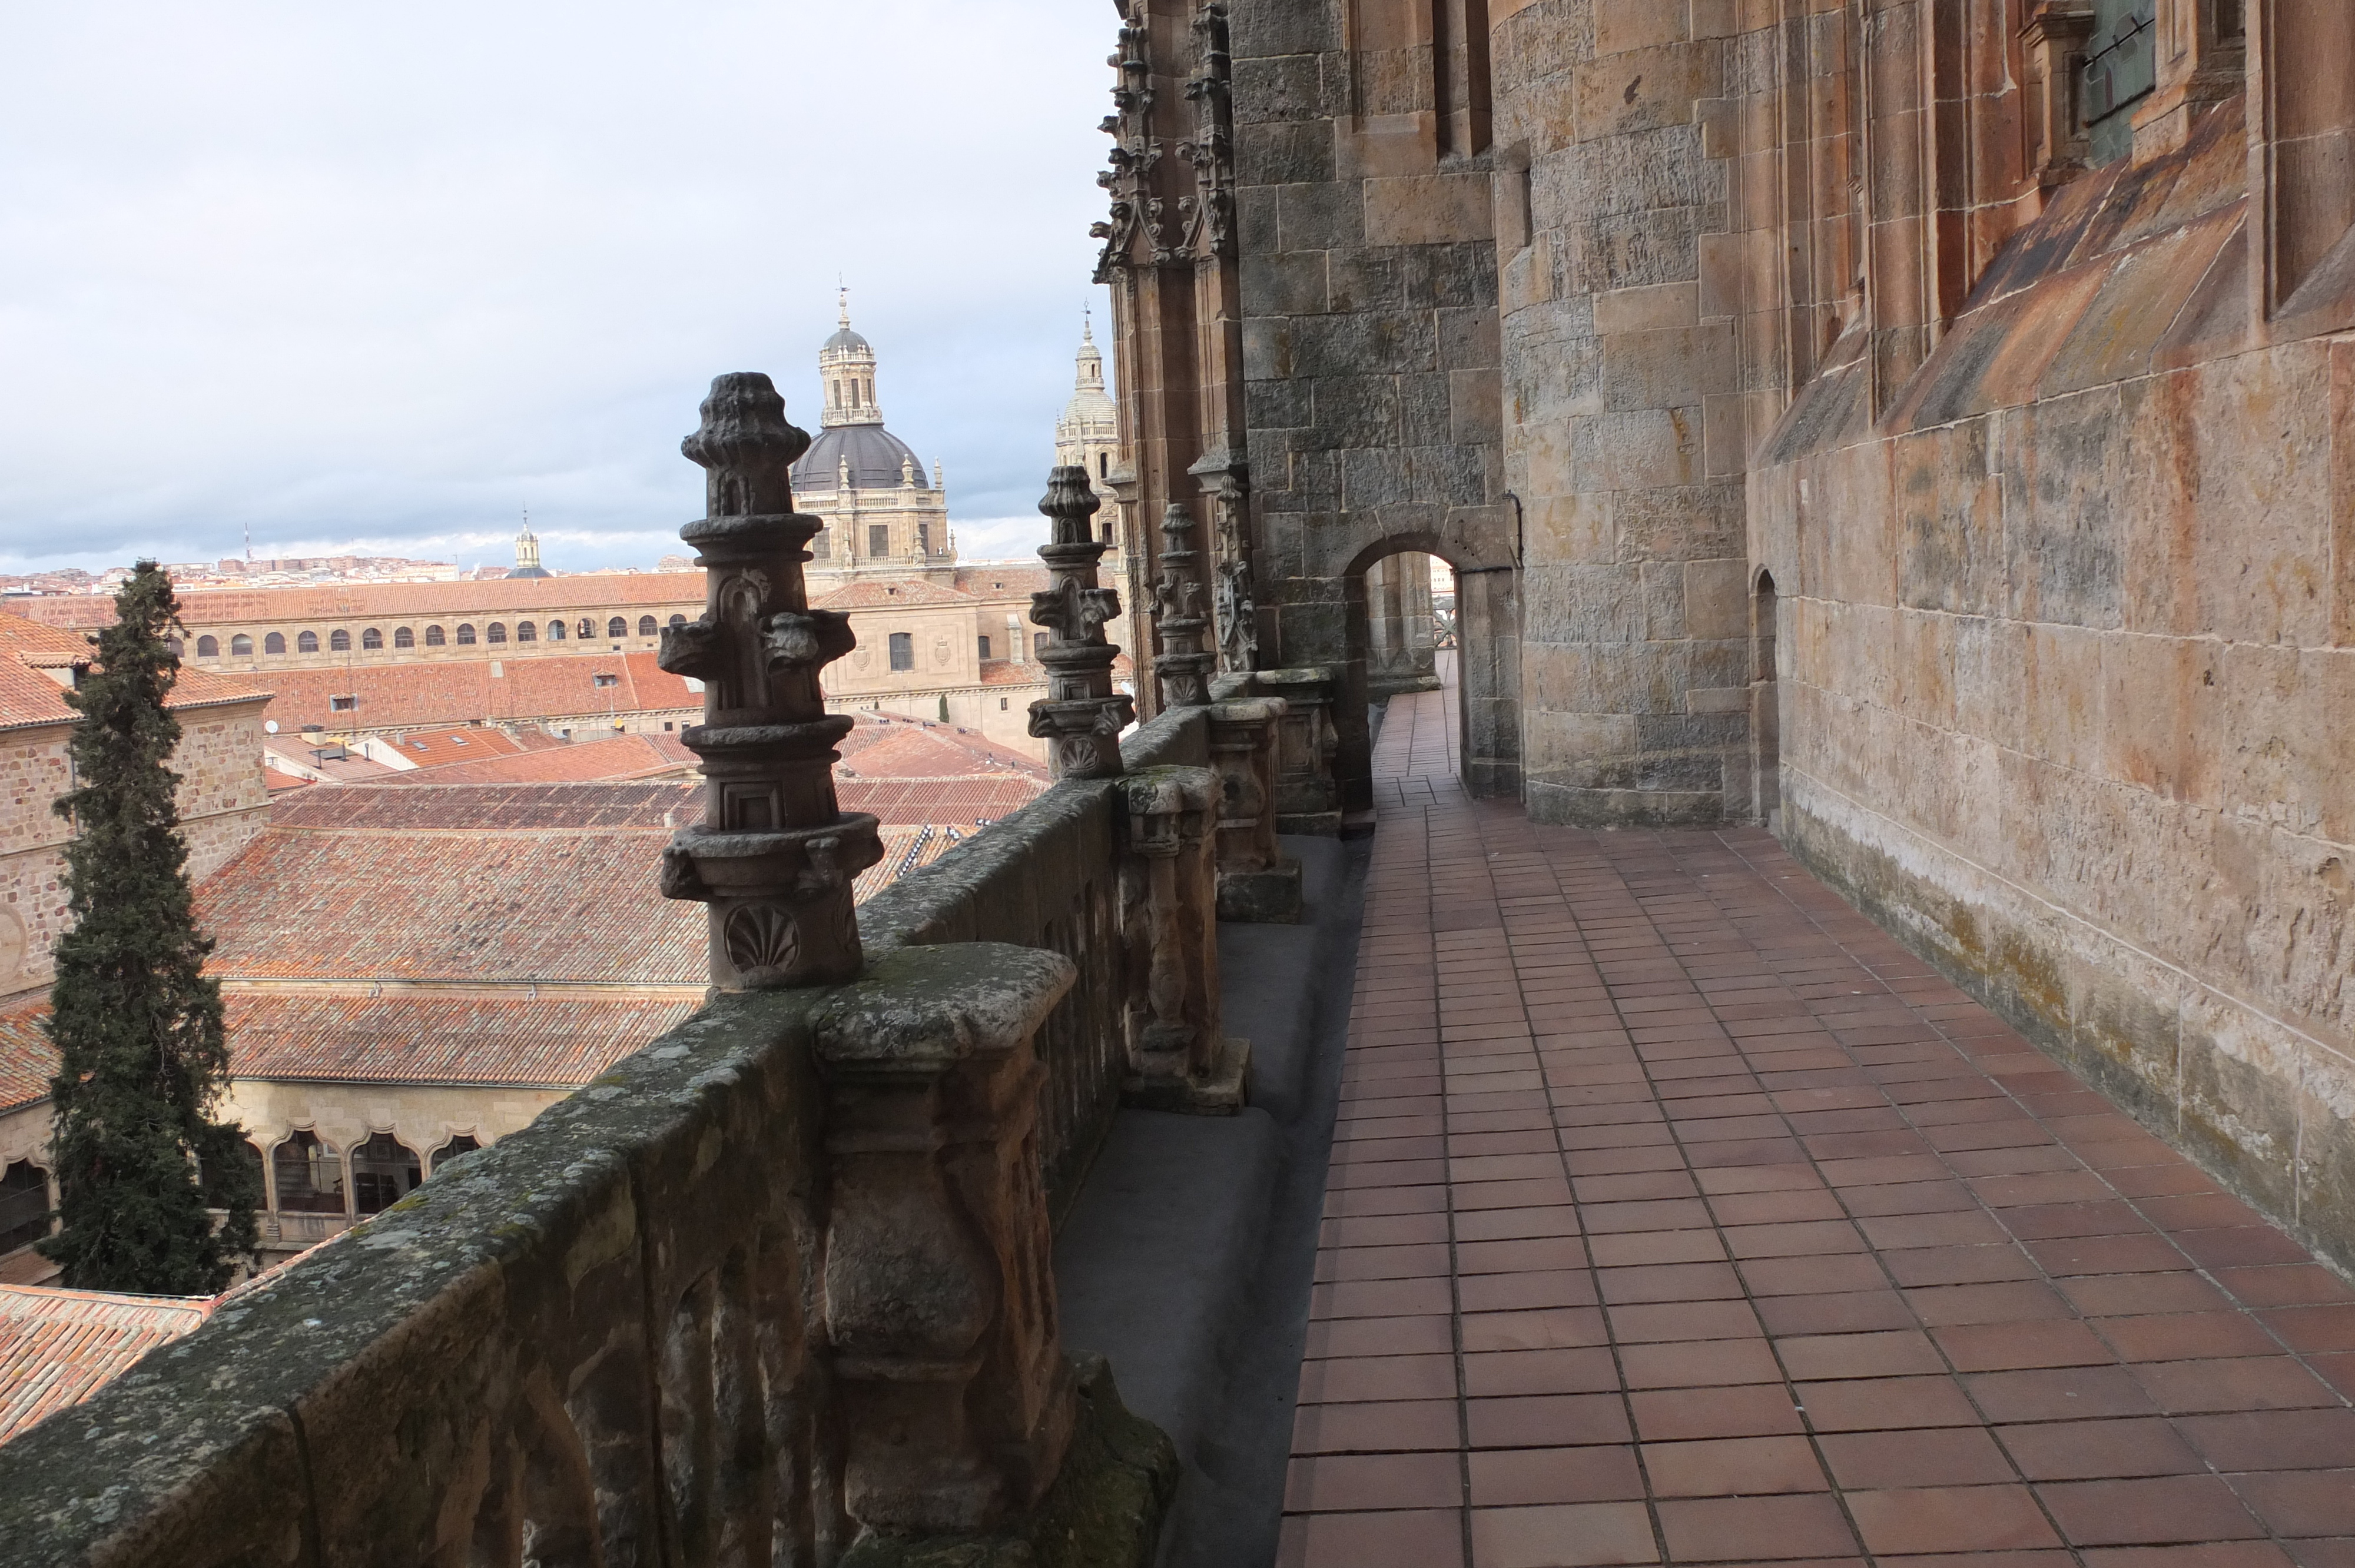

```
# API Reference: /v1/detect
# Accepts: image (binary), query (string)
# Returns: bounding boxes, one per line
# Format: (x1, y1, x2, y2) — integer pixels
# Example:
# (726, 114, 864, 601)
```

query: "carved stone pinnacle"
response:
(658, 371, 884, 990)
(1028, 466, 1135, 779)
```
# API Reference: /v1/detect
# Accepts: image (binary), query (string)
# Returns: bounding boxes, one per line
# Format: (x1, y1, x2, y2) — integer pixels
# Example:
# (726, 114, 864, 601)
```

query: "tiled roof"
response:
(0, 616, 94, 667)
(262, 769, 313, 795)
(0, 1284, 213, 1447)
(979, 660, 1049, 687)
(11, 574, 703, 630)
(371, 733, 692, 787)
(837, 723, 1047, 781)
(387, 727, 527, 767)
(0, 613, 270, 732)
(852, 826, 965, 902)
(838, 778, 1050, 825)
(953, 566, 1050, 596)
(221, 993, 702, 1087)
(810, 580, 976, 610)
(257, 652, 696, 732)
(0, 1003, 55, 1115)
(269, 781, 699, 832)
(198, 828, 704, 986)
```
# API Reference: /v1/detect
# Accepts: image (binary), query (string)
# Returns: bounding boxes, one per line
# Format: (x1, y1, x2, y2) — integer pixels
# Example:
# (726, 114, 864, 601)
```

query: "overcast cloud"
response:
(0, 1, 1116, 573)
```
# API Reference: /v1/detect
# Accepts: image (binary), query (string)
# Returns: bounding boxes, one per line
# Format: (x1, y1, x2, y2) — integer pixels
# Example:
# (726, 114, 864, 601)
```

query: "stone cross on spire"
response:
(657, 371, 883, 989)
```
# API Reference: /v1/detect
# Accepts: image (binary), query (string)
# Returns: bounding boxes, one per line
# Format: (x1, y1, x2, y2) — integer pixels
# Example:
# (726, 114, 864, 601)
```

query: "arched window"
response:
(547, 619, 565, 642)
(669, 614, 687, 630)
(455, 624, 476, 646)
(229, 634, 253, 657)
(393, 626, 414, 649)
(424, 625, 446, 647)
(430, 1134, 482, 1177)
(297, 630, 320, 653)
(272, 1131, 346, 1214)
(638, 616, 658, 637)
(360, 627, 383, 651)
(166, 636, 184, 656)
(576, 618, 594, 640)
(515, 620, 536, 643)
(195, 635, 220, 657)
(486, 623, 507, 645)
(329, 629, 351, 653)
(607, 617, 628, 639)
(264, 632, 286, 655)
(350, 1133, 422, 1215)
(888, 632, 914, 672)
(0, 1160, 49, 1253)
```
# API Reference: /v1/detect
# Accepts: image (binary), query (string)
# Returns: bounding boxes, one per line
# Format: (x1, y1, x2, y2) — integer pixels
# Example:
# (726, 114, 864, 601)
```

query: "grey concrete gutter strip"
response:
(1052, 833, 1369, 1568)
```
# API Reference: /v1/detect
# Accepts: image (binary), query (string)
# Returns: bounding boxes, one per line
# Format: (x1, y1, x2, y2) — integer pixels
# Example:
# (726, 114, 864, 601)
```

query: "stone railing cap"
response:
(1121, 765, 1219, 816)
(1208, 696, 1288, 723)
(815, 943, 1076, 1071)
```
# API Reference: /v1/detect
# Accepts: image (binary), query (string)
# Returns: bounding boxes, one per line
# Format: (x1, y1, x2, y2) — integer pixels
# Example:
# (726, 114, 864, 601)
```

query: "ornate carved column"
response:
(1027, 467, 1135, 779)
(1149, 503, 1216, 709)
(658, 372, 885, 990)
(1118, 768, 1248, 1111)
(813, 944, 1078, 1534)
(1205, 696, 1301, 922)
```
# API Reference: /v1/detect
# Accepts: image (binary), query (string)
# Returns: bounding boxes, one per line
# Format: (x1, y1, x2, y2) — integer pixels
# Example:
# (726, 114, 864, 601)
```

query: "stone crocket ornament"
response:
(658, 372, 884, 989)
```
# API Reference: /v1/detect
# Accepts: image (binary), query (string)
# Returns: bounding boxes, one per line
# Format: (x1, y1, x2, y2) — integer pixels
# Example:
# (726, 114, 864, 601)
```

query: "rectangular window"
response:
(812, 530, 831, 557)
(917, 523, 931, 556)
(888, 632, 914, 672)
(869, 524, 891, 558)
(978, 636, 992, 660)
(329, 695, 356, 713)
(593, 673, 619, 689)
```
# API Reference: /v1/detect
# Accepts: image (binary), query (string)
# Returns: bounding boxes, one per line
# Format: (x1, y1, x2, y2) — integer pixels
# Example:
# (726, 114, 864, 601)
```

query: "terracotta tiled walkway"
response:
(1282, 686, 2355, 1568)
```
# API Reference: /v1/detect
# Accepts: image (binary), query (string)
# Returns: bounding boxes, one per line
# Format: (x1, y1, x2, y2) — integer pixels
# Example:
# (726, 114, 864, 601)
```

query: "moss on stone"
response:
(840, 1354, 1178, 1568)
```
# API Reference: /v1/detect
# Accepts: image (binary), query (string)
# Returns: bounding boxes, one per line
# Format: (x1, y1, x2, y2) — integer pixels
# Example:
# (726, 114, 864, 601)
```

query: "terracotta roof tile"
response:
(198, 828, 704, 986)
(11, 574, 703, 629)
(0, 1284, 213, 1446)
(837, 779, 1049, 825)
(387, 727, 528, 767)
(371, 734, 694, 787)
(0, 613, 270, 732)
(836, 723, 1048, 781)
(257, 651, 696, 732)
(221, 993, 702, 1087)
(0, 1004, 55, 1114)
(810, 580, 977, 610)
(268, 781, 699, 832)
(952, 565, 1050, 596)
(262, 768, 313, 795)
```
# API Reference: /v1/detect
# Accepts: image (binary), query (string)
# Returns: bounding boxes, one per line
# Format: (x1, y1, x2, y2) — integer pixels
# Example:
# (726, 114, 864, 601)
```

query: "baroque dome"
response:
(792, 423, 926, 493)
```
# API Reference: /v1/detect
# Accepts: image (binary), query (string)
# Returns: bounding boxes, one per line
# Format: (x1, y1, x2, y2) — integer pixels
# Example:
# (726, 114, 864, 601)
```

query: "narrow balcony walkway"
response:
(1282, 682, 2355, 1568)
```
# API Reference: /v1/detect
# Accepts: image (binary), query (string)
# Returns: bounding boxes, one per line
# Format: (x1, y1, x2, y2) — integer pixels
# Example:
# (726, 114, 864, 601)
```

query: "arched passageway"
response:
(1345, 543, 1516, 801)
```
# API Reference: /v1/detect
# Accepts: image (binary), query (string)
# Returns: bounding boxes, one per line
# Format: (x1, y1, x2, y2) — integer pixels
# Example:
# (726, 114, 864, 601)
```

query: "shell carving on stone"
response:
(724, 902, 801, 978)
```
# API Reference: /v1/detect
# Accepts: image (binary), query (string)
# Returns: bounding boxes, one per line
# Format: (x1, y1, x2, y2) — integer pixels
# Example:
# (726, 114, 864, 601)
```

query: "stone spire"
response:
(657, 371, 883, 989)
(820, 288, 884, 428)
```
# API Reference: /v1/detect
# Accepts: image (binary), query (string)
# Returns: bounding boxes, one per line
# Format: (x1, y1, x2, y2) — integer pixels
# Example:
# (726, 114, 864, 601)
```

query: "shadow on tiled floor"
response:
(1282, 687, 2355, 1568)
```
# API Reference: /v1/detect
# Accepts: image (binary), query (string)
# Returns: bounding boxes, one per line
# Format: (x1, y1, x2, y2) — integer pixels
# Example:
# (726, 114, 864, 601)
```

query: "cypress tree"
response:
(39, 563, 257, 1294)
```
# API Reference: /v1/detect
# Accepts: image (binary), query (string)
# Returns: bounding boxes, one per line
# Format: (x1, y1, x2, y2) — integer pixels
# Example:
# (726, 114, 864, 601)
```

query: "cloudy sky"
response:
(0, 1, 1117, 573)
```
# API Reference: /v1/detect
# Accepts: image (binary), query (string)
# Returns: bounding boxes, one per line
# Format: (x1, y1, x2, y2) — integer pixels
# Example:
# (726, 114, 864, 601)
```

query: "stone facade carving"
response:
(1149, 503, 1216, 710)
(1026, 466, 1135, 779)
(1117, 766, 1246, 1111)
(658, 372, 884, 990)
(1176, 1, 1234, 262)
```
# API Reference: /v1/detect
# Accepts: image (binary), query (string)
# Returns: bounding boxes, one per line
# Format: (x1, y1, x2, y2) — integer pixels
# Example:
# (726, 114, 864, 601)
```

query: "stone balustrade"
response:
(0, 398, 1338, 1567)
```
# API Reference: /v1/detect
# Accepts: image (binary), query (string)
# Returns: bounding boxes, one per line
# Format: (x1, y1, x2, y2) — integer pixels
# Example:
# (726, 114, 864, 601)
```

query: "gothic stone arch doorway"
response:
(1344, 537, 1521, 800)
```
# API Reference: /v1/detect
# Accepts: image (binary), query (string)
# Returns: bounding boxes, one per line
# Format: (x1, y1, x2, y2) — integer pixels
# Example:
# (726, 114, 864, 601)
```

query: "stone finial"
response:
(1150, 503, 1216, 709)
(1117, 765, 1248, 1111)
(658, 371, 884, 990)
(1027, 466, 1135, 779)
